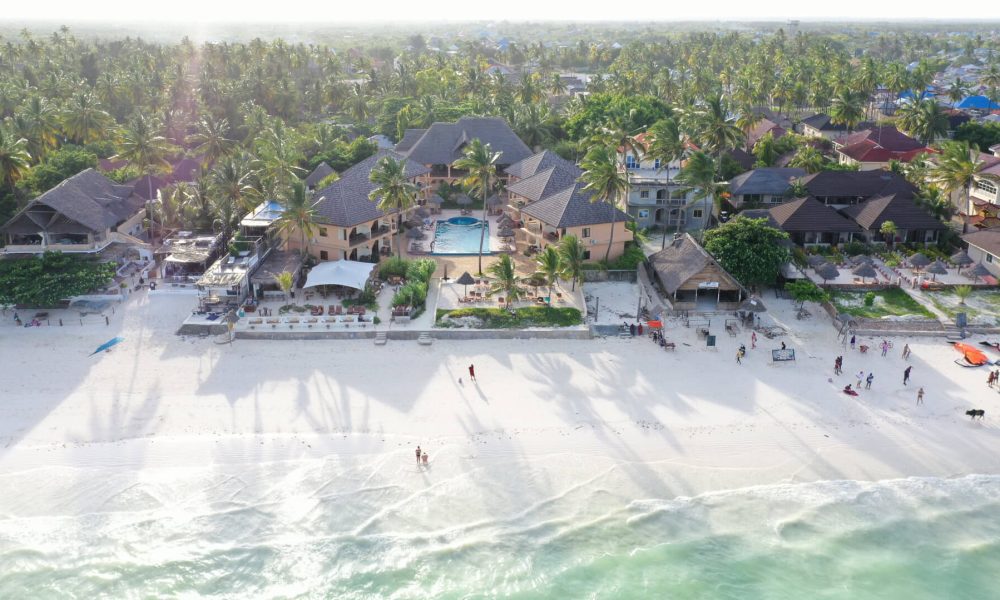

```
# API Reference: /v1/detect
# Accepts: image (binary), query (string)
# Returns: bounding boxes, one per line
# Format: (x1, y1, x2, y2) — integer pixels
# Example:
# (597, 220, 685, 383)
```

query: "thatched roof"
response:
(647, 233, 743, 295)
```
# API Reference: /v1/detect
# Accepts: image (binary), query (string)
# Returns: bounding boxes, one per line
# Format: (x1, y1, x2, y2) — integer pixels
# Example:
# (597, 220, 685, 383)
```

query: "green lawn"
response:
(436, 307, 583, 328)
(832, 288, 935, 319)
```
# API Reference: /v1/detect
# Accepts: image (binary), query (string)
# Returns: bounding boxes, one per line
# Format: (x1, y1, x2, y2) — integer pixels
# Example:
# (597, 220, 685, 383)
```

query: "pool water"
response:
(432, 218, 491, 255)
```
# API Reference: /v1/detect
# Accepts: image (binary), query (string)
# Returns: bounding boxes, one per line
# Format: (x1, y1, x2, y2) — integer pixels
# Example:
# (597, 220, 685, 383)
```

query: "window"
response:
(320, 250, 329, 260)
(319, 227, 328, 237)
(988, 254, 995, 264)
(638, 209, 649, 219)
(653, 159, 661, 169)
(582, 227, 591, 238)
(743, 194, 762, 204)
(625, 155, 639, 169)
(656, 190, 667, 200)
(693, 209, 704, 218)
(976, 178, 998, 195)
(640, 190, 650, 199)
(583, 250, 591, 260)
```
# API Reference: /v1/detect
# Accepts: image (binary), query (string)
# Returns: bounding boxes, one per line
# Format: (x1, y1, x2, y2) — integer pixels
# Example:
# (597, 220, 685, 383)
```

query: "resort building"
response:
(727, 168, 806, 209)
(505, 151, 633, 261)
(746, 118, 787, 148)
(647, 233, 745, 311)
(799, 113, 873, 139)
(395, 117, 532, 187)
(797, 170, 918, 207)
(962, 229, 1000, 278)
(304, 162, 336, 190)
(284, 150, 430, 262)
(840, 193, 947, 244)
(742, 197, 861, 246)
(615, 133, 705, 231)
(1, 169, 150, 258)
(156, 231, 223, 283)
(966, 155, 1000, 218)
(833, 126, 931, 170)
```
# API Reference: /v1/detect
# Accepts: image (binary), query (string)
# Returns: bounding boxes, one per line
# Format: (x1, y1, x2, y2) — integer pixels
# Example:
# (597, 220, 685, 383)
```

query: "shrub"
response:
(842, 241, 869, 257)
(392, 280, 428, 307)
(406, 258, 437, 283)
(379, 256, 409, 279)
(863, 291, 876, 307)
(792, 247, 808, 268)
(606, 244, 645, 270)
(436, 307, 583, 328)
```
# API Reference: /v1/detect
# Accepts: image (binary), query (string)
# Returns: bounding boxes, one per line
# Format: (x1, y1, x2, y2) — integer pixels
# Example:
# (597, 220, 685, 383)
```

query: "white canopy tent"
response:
(303, 260, 377, 290)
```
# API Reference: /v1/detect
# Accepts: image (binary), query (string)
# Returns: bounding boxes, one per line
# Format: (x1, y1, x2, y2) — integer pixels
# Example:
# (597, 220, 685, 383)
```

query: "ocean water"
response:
(1, 463, 997, 599)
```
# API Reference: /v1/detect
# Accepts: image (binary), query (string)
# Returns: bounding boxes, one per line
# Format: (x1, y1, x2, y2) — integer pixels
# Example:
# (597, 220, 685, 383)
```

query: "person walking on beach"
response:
(902, 344, 911, 360)
(989, 371, 997, 387)
(629, 323, 636, 336)
(415, 446, 422, 463)
(421, 451, 429, 465)
(866, 373, 874, 390)
(856, 370, 865, 388)
(834, 356, 842, 375)
(468, 364, 476, 382)
(736, 347, 744, 364)
(917, 387, 924, 405)
(881, 340, 889, 357)
(903, 366, 912, 386)
(850, 335, 856, 350)
(751, 331, 757, 349)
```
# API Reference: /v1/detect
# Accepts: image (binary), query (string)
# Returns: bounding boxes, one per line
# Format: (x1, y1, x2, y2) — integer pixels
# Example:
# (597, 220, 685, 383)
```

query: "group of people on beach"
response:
(415, 445, 428, 465)
(840, 337, 922, 403)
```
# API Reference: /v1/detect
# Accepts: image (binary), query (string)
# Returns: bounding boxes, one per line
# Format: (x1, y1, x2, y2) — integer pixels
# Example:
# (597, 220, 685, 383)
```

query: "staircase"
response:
(417, 332, 433, 345)
(374, 332, 388, 345)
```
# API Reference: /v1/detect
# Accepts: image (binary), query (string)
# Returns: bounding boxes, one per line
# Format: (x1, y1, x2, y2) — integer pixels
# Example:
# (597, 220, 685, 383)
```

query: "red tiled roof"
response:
(838, 140, 933, 163)
(836, 126, 924, 153)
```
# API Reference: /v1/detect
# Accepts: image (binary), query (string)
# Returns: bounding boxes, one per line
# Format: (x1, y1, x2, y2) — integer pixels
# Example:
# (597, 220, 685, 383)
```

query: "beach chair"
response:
(328, 305, 336, 315)
(335, 305, 343, 316)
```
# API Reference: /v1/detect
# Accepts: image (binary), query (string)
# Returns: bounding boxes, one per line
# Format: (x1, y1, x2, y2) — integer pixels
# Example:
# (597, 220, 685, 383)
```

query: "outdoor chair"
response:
(335, 305, 343, 315)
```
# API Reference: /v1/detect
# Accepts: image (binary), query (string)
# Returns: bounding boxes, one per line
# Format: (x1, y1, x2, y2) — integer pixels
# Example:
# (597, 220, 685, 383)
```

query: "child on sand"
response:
(421, 451, 428, 465)
(917, 387, 924, 405)
(468, 364, 476, 382)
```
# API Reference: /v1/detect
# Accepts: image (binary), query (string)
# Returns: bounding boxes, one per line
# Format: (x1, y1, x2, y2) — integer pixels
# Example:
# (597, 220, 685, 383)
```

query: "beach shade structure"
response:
(455, 194, 473, 206)
(807, 254, 828, 268)
(499, 216, 516, 229)
(852, 263, 877, 283)
(486, 194, 503, 207)
(90, 336, 124, 356)
(968, 263, 992, 282)
(815, 262, 840, 283)
(455, 271, 476, 296)
(414, 207, 430, 219)
(738, 296, 767, 313)
(523, 274, 547, 289)
(907, 252, 931, 269)
(851, 254, 873, 265)
(404, 218, 422, 228)
(951, 250, 973, 269)
(427, 194, 444, 206)
(405, 227, 425, 240)
(497, 226, 515, 239)
(925, 260, 948, 281)
(304, 260, 377, 290)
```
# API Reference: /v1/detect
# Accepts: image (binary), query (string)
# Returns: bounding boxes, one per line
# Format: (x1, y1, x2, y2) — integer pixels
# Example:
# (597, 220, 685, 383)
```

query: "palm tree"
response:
(0, 127, 32, 191)
(210, 153, 259, 214)
(788, 145, 826, 174)
(557, 234, 586, 292)
(579, 144, 629, 264)
(981, 64, 1000, 112)
(114, 114, 175, 202)
(274, 270, 294, 302)
(879, 220, 898, 247)
(452, 138, 500, 274)
(645, 116, 685, 174)
(275, 180, 319, 258)
(829, 89, 865, 133)
(931, 141, 984, 216)
(61, 91, 114, 144)
(369, 155, 419, 258)
(255, 120, 305, 188)
(685, 95, 744, 161)
(955, 284, 972, 305)
(675, 150, 719, 240)
(946, 78, 968, 105)
(534, 245, 562, 304)
(188, 115, 236, 166)
(487, 253, 523, 308)
(18, 96, 60, 160)
(897, 99, 948, 145)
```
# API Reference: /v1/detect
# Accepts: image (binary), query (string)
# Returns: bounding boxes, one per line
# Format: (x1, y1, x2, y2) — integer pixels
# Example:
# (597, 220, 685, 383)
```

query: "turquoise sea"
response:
(1, 470, 997, 599)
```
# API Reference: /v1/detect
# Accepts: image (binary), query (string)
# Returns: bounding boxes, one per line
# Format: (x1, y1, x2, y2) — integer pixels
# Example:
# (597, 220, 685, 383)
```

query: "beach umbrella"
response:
(497, 226, 514, 238)
(968, 263, 992, 281)
(807, 255, 827, 268)
(90, 336, 124, 356)
(850, 254, 873, 266)
(907, 252, 930, 269)
(499, 216, 516, 228)
(405, 227, 425, 239)
(950, 250, 973, 269)
(852, 263, 877, 283)
(486, 194, 503, 207)
(456, 194, 473, 206)
(816, 263, 840, 283)
(414, 207, 430, 219)
(738, 296, 767, 313)
(427, 194, 444, 205)
(455, 271, 476, 296)
(925, 260, 948, 281)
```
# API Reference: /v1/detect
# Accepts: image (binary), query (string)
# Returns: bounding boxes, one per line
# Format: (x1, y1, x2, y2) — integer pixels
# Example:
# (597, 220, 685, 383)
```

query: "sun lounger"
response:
(335, 305, 343, 315)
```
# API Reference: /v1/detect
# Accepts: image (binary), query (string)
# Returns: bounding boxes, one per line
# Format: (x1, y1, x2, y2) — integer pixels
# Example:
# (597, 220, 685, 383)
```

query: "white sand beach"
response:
(1, 289, 999, 595)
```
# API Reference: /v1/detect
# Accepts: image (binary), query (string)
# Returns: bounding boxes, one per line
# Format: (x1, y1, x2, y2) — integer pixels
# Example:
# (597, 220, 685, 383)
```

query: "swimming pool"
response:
(432, 218, 491, 255)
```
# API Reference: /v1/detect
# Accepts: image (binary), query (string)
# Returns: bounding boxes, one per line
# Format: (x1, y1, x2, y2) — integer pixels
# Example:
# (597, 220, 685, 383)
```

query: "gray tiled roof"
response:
(312, 150, 430, 228)
(648, 233, 742, 295)
(505, 150, 576, 180)
(399, 117, 532, 166)
(1, 168, 140, 235)
(729, 168, 806, 197)
(395, 128, 426, 152)
(520, 182, 630, 228)
(768, 197, 861, 232)
(506, 165, 582, 202)
(801, 113, 874, 132)
(305, 162, 335, 188)
(841, 193, 947, 232)
(963, 229, 1000, 256)
(800, 170, 917, 200)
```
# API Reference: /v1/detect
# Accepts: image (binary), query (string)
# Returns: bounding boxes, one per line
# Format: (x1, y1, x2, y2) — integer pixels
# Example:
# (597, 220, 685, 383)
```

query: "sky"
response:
(3, 0, 999, 23)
